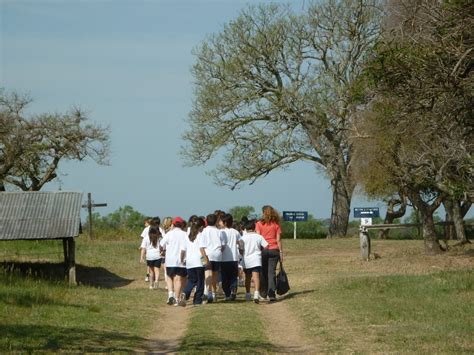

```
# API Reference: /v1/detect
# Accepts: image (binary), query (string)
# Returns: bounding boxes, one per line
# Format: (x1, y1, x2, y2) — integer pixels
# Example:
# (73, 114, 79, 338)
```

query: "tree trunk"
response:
(443, 199, 456, 240)
(409, 191, 444, 255)
(420, 209, 443, 254)
(379, 196, 407, 239)
(328, 175, 353, 238)
(452, 200, 469, 244)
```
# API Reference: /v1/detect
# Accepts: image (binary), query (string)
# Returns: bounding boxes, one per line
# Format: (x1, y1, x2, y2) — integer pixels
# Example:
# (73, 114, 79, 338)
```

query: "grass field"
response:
(0, 236, 473, 353)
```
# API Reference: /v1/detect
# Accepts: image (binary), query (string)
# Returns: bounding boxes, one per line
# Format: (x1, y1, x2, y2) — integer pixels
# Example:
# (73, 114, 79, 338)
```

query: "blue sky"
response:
(1, 0, 389, 220)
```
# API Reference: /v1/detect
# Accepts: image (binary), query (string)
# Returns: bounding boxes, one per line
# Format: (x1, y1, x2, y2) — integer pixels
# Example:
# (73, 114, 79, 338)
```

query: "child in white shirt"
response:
(199, 214, 225, 303)
(160, 217, 188, 306)
(239, 219, 268, 303)
(180, 217, 206, 305)
(219, 213, 241, 301)
(140, 226, 162, 289)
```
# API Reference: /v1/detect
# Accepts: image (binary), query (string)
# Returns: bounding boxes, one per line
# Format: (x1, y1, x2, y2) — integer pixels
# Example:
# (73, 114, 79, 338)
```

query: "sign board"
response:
(283, 211, 308, 222)
(354, 207, 379, 219)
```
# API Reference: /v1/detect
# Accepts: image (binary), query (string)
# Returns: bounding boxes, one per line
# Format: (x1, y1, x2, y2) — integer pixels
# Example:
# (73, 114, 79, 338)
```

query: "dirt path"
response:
(144, 303, 191, 354)
(258, 297, 318, 353)
(123, 281, 191, 354)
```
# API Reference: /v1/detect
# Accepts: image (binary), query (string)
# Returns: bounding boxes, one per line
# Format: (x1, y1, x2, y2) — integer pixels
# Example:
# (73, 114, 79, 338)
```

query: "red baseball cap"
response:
(172, 216, 184, 225)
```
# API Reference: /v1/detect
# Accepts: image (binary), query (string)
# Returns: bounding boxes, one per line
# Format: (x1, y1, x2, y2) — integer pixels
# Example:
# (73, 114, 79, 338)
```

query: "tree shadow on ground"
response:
(180, 338, 277, 353)
(0, 261, 133, 288)
(0, 323, 151, 353)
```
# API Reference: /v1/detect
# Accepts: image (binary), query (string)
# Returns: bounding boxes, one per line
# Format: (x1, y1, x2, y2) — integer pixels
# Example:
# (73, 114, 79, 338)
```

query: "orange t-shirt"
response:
(255, 221, 281, 250)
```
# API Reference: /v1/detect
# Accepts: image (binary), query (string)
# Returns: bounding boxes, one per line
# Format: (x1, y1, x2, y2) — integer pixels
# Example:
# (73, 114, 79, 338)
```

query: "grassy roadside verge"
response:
(0, 237, 160, 352)
(283, 239, 474, 353)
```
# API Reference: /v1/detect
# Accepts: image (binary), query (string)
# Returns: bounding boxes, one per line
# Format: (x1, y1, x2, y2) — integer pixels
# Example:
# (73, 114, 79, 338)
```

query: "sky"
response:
(1, 0, 398, 221)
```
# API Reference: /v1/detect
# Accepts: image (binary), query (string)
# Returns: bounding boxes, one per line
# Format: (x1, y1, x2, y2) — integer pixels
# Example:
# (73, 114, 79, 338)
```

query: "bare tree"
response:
(0, 90, 110, 191)
(182, 1, 383, 237)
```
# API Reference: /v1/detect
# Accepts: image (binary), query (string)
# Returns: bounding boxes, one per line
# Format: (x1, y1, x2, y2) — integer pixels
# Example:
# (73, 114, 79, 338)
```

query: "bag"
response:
(275, 261, 290, 295)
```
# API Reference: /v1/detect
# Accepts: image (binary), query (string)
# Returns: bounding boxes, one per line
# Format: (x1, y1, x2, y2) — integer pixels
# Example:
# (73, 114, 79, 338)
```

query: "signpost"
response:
(82, 193, 107, 239)
(282, 211, 308, 239)
(354, 207, 379, 261)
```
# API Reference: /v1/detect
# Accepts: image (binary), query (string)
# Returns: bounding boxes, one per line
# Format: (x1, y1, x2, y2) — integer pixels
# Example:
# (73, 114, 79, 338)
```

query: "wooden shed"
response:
(0, 191, 83, 285)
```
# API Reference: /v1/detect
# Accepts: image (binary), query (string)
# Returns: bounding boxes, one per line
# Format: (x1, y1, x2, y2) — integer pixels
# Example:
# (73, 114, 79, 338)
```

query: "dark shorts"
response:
(147, 259, 162, 268)
(166, 267, 187, 278)
(210, 261, 221, 272)
(244, 266, 262, 276)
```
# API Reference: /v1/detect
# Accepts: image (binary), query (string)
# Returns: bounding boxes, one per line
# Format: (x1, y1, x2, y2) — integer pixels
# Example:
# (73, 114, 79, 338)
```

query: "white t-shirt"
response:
(221, 228, 241, 262)
(199, 226, 225, 262)
(140, 236, 162, 261)
(182, 233, 204, 269)
(160, 228, 187, 267)
(240, 232, 268, 269)
(140, 226, 150, 238)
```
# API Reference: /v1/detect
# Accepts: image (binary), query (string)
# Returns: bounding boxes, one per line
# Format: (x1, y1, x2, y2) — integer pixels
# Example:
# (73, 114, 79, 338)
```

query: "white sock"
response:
(168, 291, 173, 298)
(254, 291, 259, 299)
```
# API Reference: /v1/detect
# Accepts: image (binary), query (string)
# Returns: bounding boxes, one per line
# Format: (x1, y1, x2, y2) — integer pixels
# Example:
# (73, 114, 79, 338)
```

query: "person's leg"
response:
(194, 267, 205, 305)
(220, 262, 231, 298)
(166, 268, 176, 304)
(149, 266, 155, 289)
(252, 270, 261, 303)
(154, 264, 160, 288)
(244, 269, 252, 301)
(210, 262, 220, 300)
(230, 261, 239, 300)
(204, 267, 212, 300)
(183, 268, 197, 300)
(260, 249, 269, 298)
(267, 250, 280, 300)
(175, 269, 188, 306)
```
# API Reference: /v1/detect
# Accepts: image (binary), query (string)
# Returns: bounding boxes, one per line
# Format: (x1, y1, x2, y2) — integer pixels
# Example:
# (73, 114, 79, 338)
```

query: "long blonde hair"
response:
(261, 205, 280, 225)
(160, 217, 173, 233)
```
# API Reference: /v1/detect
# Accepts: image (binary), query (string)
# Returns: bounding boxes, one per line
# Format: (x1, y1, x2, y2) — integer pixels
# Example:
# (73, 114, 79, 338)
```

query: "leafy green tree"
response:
(228, 205, 255, 222)
(352, 0, 473, 253)
(182, 1, 383, 238)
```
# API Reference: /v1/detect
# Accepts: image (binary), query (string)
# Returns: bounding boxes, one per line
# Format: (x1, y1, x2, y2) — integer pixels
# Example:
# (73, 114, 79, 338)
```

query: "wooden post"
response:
(359, 226, 371, 261)
(81, 193, 107, 240)
(67, 237, 77, 286)
(87, 193, 93, 239)
(293, 221, 297, 240)
(62, 238, 69, 267)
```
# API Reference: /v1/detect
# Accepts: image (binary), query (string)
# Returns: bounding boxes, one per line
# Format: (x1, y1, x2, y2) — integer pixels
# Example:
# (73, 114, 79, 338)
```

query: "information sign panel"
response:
(282, 211, 308, 222)
(354, 207, 379, 218)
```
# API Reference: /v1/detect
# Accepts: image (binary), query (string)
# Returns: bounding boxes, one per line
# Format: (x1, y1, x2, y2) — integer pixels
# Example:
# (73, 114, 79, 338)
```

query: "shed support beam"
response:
(66, 237, 76, 286)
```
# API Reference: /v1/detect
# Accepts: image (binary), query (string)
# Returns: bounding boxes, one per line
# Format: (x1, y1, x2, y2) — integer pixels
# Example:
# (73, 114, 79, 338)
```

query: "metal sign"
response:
(282, 211, 308, 222)
(354, 207, 379, 218)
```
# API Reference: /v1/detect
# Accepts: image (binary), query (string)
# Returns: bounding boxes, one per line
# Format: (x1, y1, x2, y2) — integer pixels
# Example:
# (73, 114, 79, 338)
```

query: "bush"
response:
(281, 219, 327, 239)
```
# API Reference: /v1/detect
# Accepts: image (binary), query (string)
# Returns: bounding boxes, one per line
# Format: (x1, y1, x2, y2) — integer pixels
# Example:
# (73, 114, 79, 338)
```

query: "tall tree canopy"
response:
(182, 1, 383, 237)
(352, 0, 473, 253)
(0, 90, 110, 191)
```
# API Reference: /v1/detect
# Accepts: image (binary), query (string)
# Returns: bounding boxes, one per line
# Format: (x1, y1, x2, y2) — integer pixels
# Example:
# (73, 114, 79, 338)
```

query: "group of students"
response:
(139, 205, 283, 306)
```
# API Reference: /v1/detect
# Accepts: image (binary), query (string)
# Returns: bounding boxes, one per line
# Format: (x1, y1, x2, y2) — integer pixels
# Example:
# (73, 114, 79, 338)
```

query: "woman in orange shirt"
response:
(256, 205, 283, 302)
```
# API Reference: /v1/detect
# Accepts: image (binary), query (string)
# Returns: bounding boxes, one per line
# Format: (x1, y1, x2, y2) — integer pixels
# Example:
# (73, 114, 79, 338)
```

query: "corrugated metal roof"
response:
(0, 191, 83, 240)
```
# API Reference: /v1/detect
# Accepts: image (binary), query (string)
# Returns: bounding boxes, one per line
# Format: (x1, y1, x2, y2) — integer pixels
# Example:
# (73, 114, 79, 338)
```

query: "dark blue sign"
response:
(283, 211, 308, 222)
(354, 207, 379, 218)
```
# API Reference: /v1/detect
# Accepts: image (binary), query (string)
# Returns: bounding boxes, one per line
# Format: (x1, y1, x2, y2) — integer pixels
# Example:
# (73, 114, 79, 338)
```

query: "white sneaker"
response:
(145, 275, 149, 282)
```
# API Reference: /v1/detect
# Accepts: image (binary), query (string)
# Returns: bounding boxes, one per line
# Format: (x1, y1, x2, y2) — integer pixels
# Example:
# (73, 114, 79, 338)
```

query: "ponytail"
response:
(188, 217, 205, 242)
(148, 226, 161, 248)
